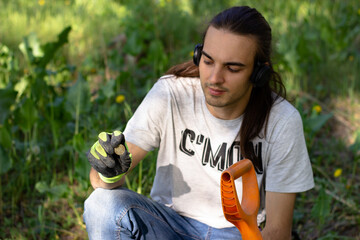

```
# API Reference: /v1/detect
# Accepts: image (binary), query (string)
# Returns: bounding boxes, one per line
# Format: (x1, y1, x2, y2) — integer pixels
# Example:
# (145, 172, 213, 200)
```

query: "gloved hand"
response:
(87, 130, 132, 183)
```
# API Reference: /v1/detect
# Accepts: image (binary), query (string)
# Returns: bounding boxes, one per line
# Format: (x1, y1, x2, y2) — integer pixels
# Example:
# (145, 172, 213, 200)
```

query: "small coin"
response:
(114, 144, 125, 155)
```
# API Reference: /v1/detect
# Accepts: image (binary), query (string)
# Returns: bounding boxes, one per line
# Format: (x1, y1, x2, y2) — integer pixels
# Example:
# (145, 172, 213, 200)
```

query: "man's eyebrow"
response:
(201, 50, 213, 61)
(202, 50, 246, 67)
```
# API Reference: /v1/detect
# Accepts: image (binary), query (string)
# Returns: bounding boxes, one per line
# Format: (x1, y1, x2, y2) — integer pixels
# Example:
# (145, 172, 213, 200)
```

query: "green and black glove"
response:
(87, 130, 132, 183)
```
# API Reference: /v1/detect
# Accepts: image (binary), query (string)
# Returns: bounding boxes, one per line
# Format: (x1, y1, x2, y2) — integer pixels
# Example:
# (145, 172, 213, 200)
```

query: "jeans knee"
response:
(84, 188, 107, 224)
(83, 188, 139, 225)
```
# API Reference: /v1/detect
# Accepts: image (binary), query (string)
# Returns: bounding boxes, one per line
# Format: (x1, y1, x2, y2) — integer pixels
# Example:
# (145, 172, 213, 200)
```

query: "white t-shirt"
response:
(124, 75, 314, 228)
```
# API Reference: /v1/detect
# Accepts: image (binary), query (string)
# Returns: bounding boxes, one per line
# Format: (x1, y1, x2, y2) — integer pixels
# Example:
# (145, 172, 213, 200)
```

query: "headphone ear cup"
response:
(193, 44, 203, 66)
(250, 63, 271, 87)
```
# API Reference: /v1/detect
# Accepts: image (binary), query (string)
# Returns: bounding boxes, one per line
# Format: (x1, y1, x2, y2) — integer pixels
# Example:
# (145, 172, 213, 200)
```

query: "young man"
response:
(84, 6, 314, 240)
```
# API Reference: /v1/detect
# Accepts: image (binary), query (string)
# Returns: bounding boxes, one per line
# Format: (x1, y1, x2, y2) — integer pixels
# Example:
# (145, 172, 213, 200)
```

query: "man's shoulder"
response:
(155, 75, 201, 95)
(263, 96, 304, 141)
(158, 75, 200, 86)
(269, 96, 300, 123)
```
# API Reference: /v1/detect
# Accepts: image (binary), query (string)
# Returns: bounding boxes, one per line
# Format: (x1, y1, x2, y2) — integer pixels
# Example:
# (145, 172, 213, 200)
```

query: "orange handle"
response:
(221, 159, 262, 240)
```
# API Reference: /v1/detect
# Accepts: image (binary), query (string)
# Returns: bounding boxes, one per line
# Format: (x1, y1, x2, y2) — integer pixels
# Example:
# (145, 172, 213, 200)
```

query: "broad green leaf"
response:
(19, 32, 43, 65)
(75, 153, 91, 181)
(0, 43, 18, 87)
(0, 146, 12, 175)
(35, 181, 48, 194)
(65, 73, 91, 119)
(311, 187, 332, 226)
(39, 26, 71, 69)
(305, 113, 333, 133)
(35, 181, 69, 199)
(14, 76, 29, 100)
(16, 97, 39, 132)
(0, 126, 12, 149)
(19, 26, 71, 75)
(25, 33, 44, 57)
(99, 78, 116, 99)
(48, 184, 69, 199)
(30, 75, 49, 103)
(123, 32, 144, 56)
(0, 85, 17, 124)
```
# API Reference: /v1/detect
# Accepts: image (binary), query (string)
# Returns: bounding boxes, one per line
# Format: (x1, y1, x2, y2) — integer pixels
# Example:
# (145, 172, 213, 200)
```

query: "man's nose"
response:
(209, 66, 225, 84)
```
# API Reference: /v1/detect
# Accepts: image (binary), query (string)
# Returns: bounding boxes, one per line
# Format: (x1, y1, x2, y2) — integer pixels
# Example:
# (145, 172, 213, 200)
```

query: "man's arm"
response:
(261, 191, 296, 240)
(90, 141, 148, 189)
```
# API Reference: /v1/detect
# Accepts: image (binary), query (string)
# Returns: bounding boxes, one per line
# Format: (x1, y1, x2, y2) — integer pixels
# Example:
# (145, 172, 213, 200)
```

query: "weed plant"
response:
(0, 0, 359, 239)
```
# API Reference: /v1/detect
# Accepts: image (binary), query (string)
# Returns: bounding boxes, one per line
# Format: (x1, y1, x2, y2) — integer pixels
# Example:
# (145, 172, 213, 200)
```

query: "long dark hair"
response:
(166, 6, 286, 172)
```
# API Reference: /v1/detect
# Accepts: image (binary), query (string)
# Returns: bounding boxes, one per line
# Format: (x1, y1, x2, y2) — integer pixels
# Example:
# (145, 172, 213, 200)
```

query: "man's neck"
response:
(205, 103, 247, 120)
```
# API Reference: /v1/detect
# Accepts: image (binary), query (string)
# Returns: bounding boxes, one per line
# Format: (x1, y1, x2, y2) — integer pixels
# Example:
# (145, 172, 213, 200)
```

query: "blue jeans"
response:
(83, 187, 242, 240)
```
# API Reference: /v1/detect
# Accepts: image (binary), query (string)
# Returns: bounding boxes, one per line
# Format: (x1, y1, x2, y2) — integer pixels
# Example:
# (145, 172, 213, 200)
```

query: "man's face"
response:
(199, 26, 257, 120)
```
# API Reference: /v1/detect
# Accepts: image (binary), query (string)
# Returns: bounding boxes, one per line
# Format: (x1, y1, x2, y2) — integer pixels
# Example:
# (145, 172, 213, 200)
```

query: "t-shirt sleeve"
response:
(266, 110, 315, 193)
(123, 79, 169, 152)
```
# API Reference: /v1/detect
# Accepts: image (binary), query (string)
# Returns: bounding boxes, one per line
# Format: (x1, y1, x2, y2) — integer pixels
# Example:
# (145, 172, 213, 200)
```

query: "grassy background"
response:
(0, 0, 359, 239)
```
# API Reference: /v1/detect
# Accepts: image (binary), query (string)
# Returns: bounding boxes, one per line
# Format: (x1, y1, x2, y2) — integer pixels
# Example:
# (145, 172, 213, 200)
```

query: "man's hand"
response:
(87, 131, 132, 183)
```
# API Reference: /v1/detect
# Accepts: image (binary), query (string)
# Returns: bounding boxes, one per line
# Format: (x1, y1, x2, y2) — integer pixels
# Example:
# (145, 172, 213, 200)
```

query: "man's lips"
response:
(208, 86, 227, 96)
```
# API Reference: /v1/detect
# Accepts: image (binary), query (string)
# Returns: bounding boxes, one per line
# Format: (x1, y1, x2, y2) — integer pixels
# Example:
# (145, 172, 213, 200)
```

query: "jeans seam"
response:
(205, 226, 212, 240)
(116, 204, 202, 240)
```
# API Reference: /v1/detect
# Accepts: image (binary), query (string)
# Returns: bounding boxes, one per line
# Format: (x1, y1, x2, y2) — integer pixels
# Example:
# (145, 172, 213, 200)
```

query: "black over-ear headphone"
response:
(250, 61, 271, 87)
(193, 44, 203, 67)
(193, 43, 271, 87)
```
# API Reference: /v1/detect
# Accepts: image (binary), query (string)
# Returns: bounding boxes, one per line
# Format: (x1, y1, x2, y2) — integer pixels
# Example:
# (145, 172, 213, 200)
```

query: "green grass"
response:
(1, 0, 360, 239)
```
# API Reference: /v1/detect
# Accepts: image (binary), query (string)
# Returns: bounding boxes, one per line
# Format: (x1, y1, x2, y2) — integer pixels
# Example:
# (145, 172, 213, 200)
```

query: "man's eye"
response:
(202, 56, 212, 65)
(228, 67, 240, 73)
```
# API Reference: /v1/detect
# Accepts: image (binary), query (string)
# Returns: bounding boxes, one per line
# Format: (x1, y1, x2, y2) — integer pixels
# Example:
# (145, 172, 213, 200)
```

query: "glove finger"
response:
(87, 151, 107, 173)
(98, 132, 114, 155)
(111, 130, 124, 148)
(87, 143, 107, 172)
(117, 150, 132, 173)
(94, 141, 116, 168)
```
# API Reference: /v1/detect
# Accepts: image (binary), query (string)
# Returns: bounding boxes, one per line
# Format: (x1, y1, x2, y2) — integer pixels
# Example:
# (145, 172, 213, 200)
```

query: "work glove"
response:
(87, 130, 132, 183)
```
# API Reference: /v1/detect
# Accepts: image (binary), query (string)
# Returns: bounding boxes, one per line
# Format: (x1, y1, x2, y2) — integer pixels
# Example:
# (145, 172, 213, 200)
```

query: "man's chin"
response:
(205, 96, 227, 108)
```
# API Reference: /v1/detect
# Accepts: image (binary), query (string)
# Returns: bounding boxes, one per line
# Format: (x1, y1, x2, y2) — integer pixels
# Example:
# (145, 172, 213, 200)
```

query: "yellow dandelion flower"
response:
(38, 0, 45, 6)
(313, 105, 322, 114)
(116, 95, 125, 103)
(334, 168, 342, 178)
(10, 104, 16, 111)
(190, 51, 194, 57)
(358, 9, 360, 15)
(349, 55, 354, 62)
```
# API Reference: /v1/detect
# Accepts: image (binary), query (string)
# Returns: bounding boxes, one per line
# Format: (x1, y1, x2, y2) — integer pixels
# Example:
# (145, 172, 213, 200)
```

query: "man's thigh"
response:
(84, 187, 202, 240)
